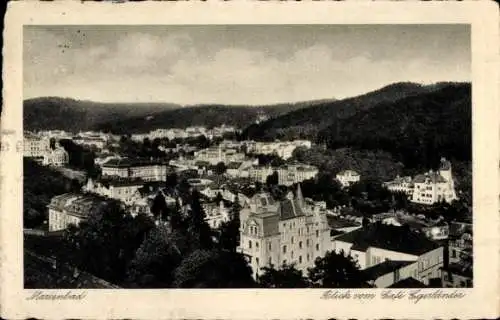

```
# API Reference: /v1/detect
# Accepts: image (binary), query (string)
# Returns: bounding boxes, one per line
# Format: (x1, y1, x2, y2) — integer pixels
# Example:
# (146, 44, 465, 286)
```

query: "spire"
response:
(296, 183, 304, 205)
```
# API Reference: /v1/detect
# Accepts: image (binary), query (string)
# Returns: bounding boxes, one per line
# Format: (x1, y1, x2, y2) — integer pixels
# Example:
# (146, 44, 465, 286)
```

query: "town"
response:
(23, 124, 472, 289)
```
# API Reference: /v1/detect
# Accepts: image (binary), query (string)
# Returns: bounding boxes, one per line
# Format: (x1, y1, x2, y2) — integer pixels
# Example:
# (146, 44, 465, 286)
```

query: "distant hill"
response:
(23, 97, 181, 132)
(241, 82, 458, 141)
(95, 99, 336, 134)
(318, 82, 471, 169)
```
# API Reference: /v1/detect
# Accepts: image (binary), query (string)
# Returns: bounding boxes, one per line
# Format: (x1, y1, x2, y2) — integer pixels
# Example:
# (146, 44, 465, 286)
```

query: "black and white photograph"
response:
(21, 24, 474, 290)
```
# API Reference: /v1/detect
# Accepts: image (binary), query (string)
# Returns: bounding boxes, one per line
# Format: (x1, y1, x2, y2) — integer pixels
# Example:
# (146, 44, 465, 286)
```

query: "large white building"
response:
(247, 140, 312, 160)
(23, 132, 50, 158)
(411, 158, 457, 205)
(101, 158, 168, 182)
(238, 186, 332, 279)
(384, 176, 414, 197)
(194, 146, 245, 165)
(83, 176, 145, 205)
(42, 144, 69, 167)
(336, 170, 361, 188)
(48, 193, 113, 231)
(277, 164, 319, 186)
(333, 223, 444, 287)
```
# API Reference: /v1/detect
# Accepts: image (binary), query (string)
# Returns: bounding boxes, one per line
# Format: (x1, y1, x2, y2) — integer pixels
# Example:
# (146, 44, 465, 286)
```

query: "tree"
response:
(63, 200, 135, 283)
(186, 190, 214, 251)
(217, 196, 241, 252)
(172, 249, 255, 288)
(166, 172, 178, 189)
(215, 162, 227, 175)
(259, 263, 309, 288)
(308, 250, 366, 288)
(126, 225, 183, 288)
(266, 171, 279, 187)
(151, 192, 168, 221)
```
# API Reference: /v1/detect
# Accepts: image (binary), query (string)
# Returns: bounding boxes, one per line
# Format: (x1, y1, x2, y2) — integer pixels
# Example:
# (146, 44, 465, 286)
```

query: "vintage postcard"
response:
(1, 1, 499, 319)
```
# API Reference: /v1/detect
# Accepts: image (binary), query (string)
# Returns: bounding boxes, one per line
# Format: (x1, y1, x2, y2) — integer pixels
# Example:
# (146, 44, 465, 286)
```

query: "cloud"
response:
(24, 29, 470, 105)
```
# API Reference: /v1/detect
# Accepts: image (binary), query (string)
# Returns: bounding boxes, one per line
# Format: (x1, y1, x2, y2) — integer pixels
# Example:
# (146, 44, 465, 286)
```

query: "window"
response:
(307, 254, 310, 261)
(283, 245, 287, 254)
(268, 257, 272, 265)
(306, 239, 310, 247)
(299, 256, 302, 263)
(451, 249, 457, 258)
(299, 241, 303, 249)
(291, 237, 294, 244)
(291, 251, 294, 259)
(316, 230, 319, 238)
(268, 242, 272, 251)
(256, 257, 259, 265)
(256, 242, 259, 249)
(249, 241, 252, 249)
(316, 244, 319, 251)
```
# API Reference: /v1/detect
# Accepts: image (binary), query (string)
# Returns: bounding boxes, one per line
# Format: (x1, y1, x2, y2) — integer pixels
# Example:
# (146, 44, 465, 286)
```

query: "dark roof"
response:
(227, 162, 243, 169)
(388, 277, 428, 288)
(361, 260, 415, 280)
(335, 223, 442, 256)
(278, 199, 305, 221)
(96, 176, 144, 187)
(24, 251, 120, 289)
(327, 216, 361, 229)
(413, 172, 447, 183)
(102, 158, 167, 168)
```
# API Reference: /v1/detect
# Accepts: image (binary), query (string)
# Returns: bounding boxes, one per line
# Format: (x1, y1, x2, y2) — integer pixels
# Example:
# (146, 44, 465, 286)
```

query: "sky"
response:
(24, 25, 470, 105)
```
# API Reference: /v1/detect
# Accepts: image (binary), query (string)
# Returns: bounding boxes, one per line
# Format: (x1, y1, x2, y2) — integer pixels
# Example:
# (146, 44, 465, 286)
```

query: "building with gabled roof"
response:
(83, 176, 145, 205)
(238, 184, 332, 279)
(333, 223, 444, 286)
(47, 193, 115, 231)
(411, 157, 457, 205)
(101, 157, 168, 182)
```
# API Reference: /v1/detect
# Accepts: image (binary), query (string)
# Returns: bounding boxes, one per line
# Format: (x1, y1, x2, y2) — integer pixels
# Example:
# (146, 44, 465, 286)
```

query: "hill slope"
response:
(241, 82, 458, 141)
(318, 82, 471, 168)
(23, 97, 181, 132)
(95, 98, 336, 134)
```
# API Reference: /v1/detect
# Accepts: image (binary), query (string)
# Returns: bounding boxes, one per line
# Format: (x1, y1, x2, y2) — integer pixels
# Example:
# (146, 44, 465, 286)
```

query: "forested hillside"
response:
(317, 83, 471, 169)
(241, 82, 461, 141)
(95, 99, 336, 134)
(23, 97, 180, 132)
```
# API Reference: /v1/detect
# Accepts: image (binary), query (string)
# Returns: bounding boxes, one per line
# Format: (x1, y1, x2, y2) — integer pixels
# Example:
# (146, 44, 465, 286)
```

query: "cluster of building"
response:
(23, 132, 69, 167)
(100, 158, 169, 182)
(384, 158, 458, 205)
(130, 125, 237, 142)
(238, 183, 470, 288)
(249, 163, 319, 186)
(245, 140, 312, 160)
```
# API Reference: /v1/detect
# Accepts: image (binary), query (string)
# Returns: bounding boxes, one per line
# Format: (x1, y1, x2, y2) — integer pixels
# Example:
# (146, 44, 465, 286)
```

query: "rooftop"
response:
(413, 172, 447, 184)
(361, 260, 416, 280)
(388, 277, 428, 288)
(335, 223, 442, 256)
(102, 158, 167, 168)
(326, 216, 362, 229)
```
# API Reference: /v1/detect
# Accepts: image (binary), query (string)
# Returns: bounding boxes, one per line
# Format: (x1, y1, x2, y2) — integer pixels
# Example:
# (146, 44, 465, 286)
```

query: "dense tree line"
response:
(241, 82, 451, 141)
(317, 83, 471, 169)
(24, 97, 179, 132)
(291, 146, 404, 182)
(23, 158, 81, 228)
(58, 139, 100, 177)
